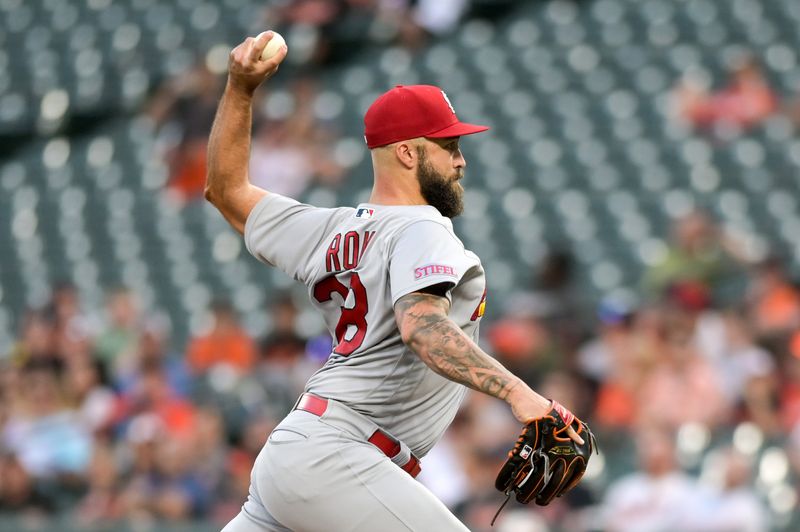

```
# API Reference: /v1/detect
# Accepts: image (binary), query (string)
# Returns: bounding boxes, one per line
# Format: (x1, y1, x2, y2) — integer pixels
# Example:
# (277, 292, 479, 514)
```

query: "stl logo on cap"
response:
(440, 90, 455, 115)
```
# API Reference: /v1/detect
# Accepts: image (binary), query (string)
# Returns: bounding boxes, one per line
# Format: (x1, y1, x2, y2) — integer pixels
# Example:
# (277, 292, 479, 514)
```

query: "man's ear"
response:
(395, 140, 420, 170)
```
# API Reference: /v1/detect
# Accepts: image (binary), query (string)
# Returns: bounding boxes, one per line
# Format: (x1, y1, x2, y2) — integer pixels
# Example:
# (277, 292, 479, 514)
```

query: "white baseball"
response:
(259, 31, 286, 61)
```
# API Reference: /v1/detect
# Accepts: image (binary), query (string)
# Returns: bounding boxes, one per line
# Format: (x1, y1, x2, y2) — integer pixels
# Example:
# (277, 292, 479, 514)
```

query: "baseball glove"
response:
(492, 401, 597, 523)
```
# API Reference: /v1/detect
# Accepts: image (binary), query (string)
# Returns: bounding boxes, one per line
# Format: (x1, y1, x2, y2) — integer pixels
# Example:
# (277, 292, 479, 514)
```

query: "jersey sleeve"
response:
(389, 220, 474, 304)
(244, 193, 343, 284)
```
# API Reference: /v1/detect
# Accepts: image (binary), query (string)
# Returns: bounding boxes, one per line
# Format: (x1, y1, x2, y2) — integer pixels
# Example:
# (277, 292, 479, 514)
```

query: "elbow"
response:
(399, 319, 428, 351)
(203, 184, 215, 205)
(399, 325, 416, 348)
(204, 174, 222, 206)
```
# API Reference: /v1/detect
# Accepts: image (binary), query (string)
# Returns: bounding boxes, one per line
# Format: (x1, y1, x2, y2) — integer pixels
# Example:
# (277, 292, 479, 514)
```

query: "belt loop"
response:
(291, 394, 303, 411)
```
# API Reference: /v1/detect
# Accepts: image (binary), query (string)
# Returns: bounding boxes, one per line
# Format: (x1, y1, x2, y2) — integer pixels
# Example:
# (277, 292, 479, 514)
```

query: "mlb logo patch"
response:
(356, 208, 375, 219)
(520, 445, 533, 460)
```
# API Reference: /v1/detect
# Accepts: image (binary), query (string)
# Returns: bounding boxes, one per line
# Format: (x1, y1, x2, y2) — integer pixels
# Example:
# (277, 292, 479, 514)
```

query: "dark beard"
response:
(416, 147, 464, 219)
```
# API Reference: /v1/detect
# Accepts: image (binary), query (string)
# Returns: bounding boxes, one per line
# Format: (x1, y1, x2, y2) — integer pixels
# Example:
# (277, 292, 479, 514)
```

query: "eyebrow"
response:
(428, 137, 460, 150)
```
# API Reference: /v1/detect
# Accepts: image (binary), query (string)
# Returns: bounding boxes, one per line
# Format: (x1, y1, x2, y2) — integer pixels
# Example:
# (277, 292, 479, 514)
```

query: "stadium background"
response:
(1, 0, 800, 530)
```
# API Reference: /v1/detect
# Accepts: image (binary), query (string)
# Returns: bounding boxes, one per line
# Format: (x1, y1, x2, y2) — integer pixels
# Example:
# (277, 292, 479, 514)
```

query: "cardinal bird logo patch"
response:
(471, 288, 487, 321)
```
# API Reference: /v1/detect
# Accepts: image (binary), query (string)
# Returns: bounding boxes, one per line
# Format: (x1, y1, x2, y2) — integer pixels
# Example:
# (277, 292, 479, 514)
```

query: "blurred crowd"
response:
(671, 52, 800, 140)
(673, 54, 779, 136)
(2, 208, 799, 531)
(146, 0, 510, 206)
(3, 0, 800, 529)
(0, 284, 317, 529)
(148, 65, 346, 204)
(473, 210, 799, 531)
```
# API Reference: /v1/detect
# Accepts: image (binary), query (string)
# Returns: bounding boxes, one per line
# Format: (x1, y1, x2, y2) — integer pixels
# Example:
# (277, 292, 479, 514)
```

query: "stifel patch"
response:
(414, 264, 457, 280)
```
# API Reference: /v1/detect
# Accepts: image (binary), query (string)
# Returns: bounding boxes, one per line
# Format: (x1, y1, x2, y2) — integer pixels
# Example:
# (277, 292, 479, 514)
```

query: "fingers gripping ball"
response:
(495, 401, 597, 514)
(259, 31, 286, 61)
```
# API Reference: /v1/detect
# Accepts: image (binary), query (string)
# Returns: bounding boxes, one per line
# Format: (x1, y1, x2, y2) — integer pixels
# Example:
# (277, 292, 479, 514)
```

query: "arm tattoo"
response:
(394, 292, 521, 401)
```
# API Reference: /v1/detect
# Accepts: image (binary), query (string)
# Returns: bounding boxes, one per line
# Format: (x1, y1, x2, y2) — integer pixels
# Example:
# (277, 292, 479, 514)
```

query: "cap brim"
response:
(426, 121, 489, 139)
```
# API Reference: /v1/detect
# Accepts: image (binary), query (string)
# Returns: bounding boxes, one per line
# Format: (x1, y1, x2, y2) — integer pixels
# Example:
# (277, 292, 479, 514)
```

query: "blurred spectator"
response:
(149, 62, 222, 201)
(386, 0, 471, 48)
(2, 364, 93, 502)
(694, 309, 779, 432)
(255, 332, 310, 411)
(115, 322, 191, 399)
(577, 296, 637, 383)
(264, 0, 471, 65)
(674, 55, 778, 133)
(186, 300, 256, 376)
(487, 253, 577, 387)
(602, 428, 699, 532)
(119, 433, 208, 521)
(695, 308, 773, 386)
(780, 332, 800, 430)
(265, 291, 302, 338)
(493, 511, 550, 532)
(73, 442, 122, 525)
(591, 305, 660, 430)
(64, 358, 116, 434)
(418, 431, 471, 512)
(790, 420, 800, 484)
(115, 360, 197, 441)
(487, 312, 563, 387)
(452, 394, 519, 531)
(747, 256, 800, 339)
(47, 281, 92, 362)
(681, 448, 768, 531)
(188, 407, 227, 503)
(407, 0, 470, 36)
(93, 288, 140, 373)
(643, 211, 747, 305)
(637, 308, 730, 430)
(8, 309, 59, 367)
(250, 78, 343, 197)
(212, 415, 277, 523)
(504, 249, 585, 354)
(266, 0, 374, 65)
(0, 454, 47, 513)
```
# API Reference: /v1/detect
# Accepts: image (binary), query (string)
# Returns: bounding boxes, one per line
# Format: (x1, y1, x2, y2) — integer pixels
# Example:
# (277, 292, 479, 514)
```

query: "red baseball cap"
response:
(364, 85, 489, 149)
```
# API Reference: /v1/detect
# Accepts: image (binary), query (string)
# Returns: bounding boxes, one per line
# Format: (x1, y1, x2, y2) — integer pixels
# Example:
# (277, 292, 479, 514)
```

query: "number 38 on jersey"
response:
(313, 230, 375, 356)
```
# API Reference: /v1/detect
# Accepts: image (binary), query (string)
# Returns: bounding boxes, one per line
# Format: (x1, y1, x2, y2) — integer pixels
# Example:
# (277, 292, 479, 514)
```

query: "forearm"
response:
(415, 317, 523, 399)
(396, 294, 525, 402)
(201, 33, 284, 232)
(205, 83, 254, 201)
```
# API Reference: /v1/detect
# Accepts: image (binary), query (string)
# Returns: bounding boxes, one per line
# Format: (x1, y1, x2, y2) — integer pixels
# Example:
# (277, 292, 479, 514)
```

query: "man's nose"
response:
(454, 150, 466, 168)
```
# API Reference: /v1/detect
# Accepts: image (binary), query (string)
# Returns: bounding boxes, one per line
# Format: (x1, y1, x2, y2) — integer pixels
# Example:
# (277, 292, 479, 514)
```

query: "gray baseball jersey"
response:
(244, 193, 487, 457)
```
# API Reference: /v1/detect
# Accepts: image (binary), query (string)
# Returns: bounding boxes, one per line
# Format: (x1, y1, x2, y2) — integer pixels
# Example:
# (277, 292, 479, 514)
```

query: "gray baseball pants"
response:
(222, 399, 469, 532)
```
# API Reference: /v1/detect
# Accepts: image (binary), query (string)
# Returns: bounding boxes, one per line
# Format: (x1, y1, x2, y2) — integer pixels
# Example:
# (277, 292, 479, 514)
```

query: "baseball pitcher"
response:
(207, 33, 595, 532)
